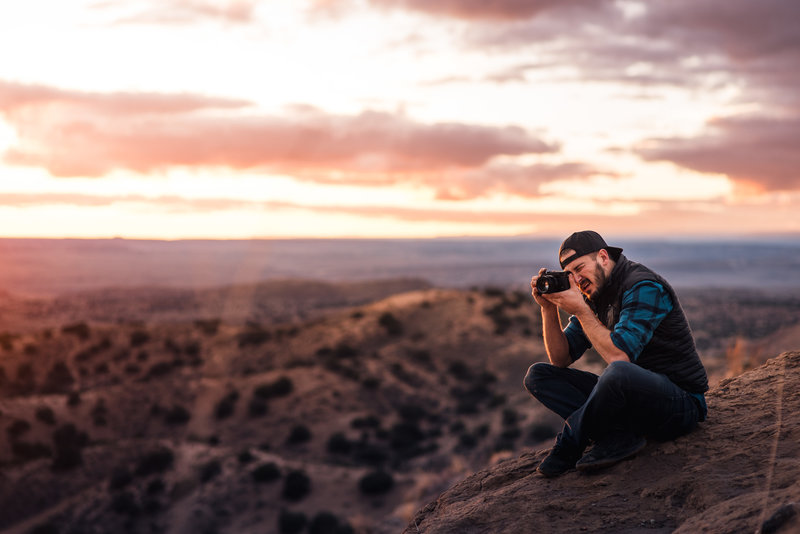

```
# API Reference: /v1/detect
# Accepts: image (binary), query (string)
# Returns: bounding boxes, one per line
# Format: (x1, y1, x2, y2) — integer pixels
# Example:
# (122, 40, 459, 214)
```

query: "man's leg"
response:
(523, 362, 599, 420)
(524, 363, 599, 477)
(561, 361, 700, 471)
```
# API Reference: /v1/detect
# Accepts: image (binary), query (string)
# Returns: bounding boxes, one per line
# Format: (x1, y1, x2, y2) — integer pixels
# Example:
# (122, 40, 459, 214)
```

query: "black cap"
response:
(559, 230, 623, 269)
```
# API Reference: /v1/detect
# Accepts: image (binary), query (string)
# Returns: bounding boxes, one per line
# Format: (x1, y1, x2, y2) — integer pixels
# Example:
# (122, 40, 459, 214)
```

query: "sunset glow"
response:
(1, 0, 798, 238)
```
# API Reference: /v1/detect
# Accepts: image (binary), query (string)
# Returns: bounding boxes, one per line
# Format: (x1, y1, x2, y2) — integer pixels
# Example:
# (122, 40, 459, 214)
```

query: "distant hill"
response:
(2, 237, 800, 297)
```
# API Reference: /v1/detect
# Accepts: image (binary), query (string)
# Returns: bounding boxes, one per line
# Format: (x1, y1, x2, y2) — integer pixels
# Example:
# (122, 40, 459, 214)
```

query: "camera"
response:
(536, 270, 571, 294)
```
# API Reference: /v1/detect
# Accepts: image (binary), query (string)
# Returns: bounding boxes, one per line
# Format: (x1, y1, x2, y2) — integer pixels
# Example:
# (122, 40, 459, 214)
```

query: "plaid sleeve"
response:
(610, 280, 673, 361)
(563, 314, 592, 362)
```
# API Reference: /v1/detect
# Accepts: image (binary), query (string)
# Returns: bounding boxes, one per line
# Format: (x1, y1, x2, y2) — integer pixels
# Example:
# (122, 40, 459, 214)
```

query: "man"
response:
(525, 230, 708, 477)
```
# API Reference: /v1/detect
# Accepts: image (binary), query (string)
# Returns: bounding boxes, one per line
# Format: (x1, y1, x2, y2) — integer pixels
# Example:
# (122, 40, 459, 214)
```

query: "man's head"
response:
(558, 231, 622, 300)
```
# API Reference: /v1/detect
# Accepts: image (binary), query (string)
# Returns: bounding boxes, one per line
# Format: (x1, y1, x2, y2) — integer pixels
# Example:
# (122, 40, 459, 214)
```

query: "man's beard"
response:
(586, 260, 607, 301)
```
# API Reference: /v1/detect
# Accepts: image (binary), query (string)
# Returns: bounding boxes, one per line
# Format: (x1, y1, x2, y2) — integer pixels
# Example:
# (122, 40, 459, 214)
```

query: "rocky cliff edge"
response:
(405, 351, 800, 534)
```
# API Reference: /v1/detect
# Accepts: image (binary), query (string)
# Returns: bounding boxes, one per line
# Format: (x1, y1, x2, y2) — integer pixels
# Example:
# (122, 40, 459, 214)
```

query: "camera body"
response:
(536, 270, 571, 294)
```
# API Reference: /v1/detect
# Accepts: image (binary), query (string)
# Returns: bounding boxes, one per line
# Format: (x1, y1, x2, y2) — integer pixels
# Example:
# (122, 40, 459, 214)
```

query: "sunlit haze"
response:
(1, 0, 798, 238)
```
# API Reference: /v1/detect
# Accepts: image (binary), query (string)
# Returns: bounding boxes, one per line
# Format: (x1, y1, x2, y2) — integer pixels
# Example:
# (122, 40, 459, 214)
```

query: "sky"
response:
(0, 0, 798, 239)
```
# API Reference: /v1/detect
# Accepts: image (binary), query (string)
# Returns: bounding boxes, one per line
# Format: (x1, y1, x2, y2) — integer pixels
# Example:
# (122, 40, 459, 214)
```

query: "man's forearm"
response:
(542, 307, 572, 367)
(574, 309, 629, 364)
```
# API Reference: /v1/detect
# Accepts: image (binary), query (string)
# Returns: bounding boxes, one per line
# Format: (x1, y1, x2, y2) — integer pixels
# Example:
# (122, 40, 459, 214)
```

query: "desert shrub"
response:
(287, 424, 312, 445)
(130, 330, 150, 347)
(110, 490, 140, 515)
(252, 462, 281, 483)
(352, 442, 389, 467)
(27, 522, 60, 534)
(309, 511, 352, 534)
(317, 343, 359, 360)
(457, 432, 478, 450)
(11, 441, 52, 461)
(163, 405, 191, 426)
(358, 470, 394, 495)
(135, 447, 174, 476)
(483, 287, 505, 298)
(93, 363, 109, 375)
(214, 391, 239, 420)
(237, 449, 255, 464)
(194, 319, 221, 336)
(378, 312, 403, 336)
(351, 415, 381, 429)
(278, 509, 307, 534)
(35, 406, 57, 425)
(361, 376, 381, 390)
(282, 470, 311, 501)
(13, 363, 36, 395)
(0, 366, 6, 386)
(109, 465, 134, 490)
(137, 350, 149, 362)
(389, 422, 424, 453)
(448, 361, 472, 381)
(253, 376, 293, 399)
(350, 310, 364, 319)
(483, 303, 513, 335)
(7, 419, 32, 439)
(237, 325, 271, 347)
(51, 423, 89, 471)
(408, 349, 432, 365)
(502, 408, 519, 426)
(398, 403, 428, 423)
(326, 433, 352, 455)
(61, 322, 90, 340)
(23, 343, 38, 355)
(144, 361, 174, 380)
(199, 459, 222, 483)
(146, 478, 166, 494)
(247, 397, 268, 417)
(41, 361, 75, 394)
(124, 363, 141, 375)
(91, 398, 108, 427)
(66, 391, 81, 407)
(449, 420, 466, 434)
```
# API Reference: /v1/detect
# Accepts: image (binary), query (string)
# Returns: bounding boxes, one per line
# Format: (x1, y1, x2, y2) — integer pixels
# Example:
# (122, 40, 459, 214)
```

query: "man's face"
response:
(562, 251, 607, 300)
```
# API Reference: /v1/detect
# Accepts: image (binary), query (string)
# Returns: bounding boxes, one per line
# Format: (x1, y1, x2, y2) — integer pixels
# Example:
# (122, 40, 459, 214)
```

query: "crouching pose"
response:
(526, 231, 708, 477)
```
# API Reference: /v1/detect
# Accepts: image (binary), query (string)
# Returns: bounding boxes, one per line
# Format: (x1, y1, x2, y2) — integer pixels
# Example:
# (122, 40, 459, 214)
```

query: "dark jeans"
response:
(524, 361, 700, 453)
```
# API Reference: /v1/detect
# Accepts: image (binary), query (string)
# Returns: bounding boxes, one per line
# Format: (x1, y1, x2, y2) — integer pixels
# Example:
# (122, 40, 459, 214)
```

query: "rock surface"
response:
(405, 351, 800, 534)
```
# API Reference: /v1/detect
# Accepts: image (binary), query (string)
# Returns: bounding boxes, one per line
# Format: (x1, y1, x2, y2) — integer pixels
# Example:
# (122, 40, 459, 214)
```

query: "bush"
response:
(309, 511, 345, 534)
(351, 415, 381, 429)
(287, 425, 312, 445)
(253, 376, 293, 399)
(247, 397, 268, 417)
(42, 361, 75, 394)
(278, 509, 307, 534)
(238, 449, 255, 464)
(7, 419, 32, 439)
(199, 459, 222, 483)
(215, 391, 239, 420)
(326, 433, 352, 455)
(358, 470, 394, 495)
(11, 441, 52, 461)
(164, 405, 191, 426)
(13, 363, 36, 395)
(194, 319, 221, 336)
(237, 326, 271, 347)
(35, 406, 57, 425)
(130, 330, 150, 347)
(282, 470, 311, 501)
(252, 462, 281, 483)
(66, 391, 81, 407)
(109, 466, 133, 490)
(110, 490, 139, 516)
(51, 424, 89, 471)
(527, 422, 558, 443)
(27, 522, 60, 534)
(378, 312, 403, 336)
(61, 322, 90, 340)
(135, 447, 174, 476)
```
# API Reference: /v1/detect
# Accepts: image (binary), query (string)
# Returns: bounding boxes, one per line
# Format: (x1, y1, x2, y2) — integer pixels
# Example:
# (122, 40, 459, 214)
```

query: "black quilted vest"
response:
(592, 255, 709, 394)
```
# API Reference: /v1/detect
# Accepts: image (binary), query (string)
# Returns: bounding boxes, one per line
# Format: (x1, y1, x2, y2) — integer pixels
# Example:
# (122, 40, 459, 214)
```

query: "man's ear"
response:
(597, 249, 610, 264)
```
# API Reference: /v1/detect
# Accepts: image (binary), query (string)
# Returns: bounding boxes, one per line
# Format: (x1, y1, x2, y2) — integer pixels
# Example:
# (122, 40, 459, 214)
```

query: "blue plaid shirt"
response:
(563, 280, 672, 362)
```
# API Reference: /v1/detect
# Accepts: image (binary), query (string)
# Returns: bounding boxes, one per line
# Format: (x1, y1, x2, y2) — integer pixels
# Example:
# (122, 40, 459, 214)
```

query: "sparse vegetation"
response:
(278, 509, 307, 534)
(163, 404, 191, 426)
(130, 329, 150, 347)
(35, 406, 56, 425)
(378, 312, 404, 336)
(51, 424, 89, 471)
(215, 391, 239, 420)
(282, 470, 311, 501)
(61, 322, 91, 341)
(252, 462, 281, 483)
(358, 470, 394, 495)
(135, 447, 175, 476)
(41, 361, 75, 394)
(253, 376, 294, 399)
(287, 424, 312, 445)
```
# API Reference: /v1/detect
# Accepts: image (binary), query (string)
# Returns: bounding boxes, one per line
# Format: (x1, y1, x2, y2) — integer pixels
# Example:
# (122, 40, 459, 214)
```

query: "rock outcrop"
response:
(406, 351, 800, 534)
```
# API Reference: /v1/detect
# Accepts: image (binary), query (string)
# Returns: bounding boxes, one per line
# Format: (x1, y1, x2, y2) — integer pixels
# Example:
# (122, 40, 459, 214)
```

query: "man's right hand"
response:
(531, 268, 557, 312)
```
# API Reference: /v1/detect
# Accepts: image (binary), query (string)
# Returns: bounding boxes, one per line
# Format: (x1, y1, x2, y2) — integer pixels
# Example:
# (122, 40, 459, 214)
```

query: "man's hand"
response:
(538, 273, 591, 316)
(530, 268, 557, 311)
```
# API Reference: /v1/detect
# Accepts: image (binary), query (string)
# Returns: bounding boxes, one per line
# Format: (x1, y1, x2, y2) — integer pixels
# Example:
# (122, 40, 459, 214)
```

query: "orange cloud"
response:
(0, 81, 556, 178)
(92, 0, 258, 25)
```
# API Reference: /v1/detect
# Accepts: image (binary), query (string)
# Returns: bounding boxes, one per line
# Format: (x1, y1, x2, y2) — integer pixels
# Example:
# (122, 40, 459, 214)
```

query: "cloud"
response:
(0, 81, 556, 178)
(313, 0, 606, 21)
(637, 115, 800, 192)
(434, 161, 610, 200)
(91, 0, 258, 25)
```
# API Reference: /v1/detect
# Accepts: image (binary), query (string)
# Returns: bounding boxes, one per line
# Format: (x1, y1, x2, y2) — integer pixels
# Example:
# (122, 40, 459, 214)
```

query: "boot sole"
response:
(575, 439, 646, 472)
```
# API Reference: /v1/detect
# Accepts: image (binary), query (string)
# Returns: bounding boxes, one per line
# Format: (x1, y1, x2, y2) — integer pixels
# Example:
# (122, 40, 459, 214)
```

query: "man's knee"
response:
(524, 362, 556, 397)
(597, 360, 638, 388)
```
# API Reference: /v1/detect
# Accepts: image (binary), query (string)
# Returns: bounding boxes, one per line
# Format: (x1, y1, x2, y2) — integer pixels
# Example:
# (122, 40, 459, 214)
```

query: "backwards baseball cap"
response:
(559, 230, 623, 269)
